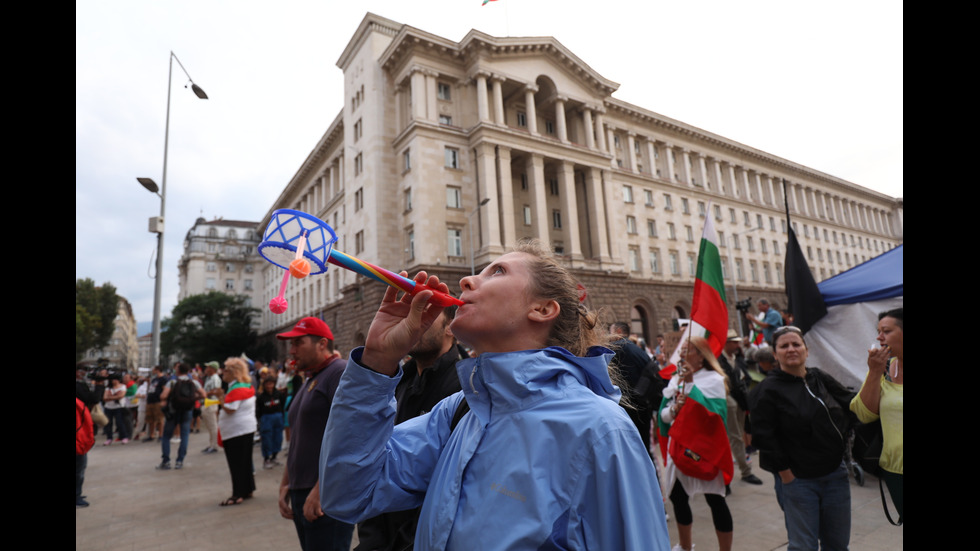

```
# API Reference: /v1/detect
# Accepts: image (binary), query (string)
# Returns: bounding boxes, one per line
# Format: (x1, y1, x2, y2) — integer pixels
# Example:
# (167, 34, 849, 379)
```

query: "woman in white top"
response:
(218, 358, 257, 506)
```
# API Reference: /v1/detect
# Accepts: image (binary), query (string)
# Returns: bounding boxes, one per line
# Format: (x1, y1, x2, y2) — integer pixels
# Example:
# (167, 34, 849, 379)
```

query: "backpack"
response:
(76, 398, 94, 455)
(170, 379, 197, 412)
(632, 358, 667, 411)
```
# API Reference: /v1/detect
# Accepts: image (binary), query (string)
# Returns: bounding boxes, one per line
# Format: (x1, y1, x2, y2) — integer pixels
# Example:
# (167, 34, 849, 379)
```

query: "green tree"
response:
(76, 278, 119, 360)
(161, 292, 259, 364)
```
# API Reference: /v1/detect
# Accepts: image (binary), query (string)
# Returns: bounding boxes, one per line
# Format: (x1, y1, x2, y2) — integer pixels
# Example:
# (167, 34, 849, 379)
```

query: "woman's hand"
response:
(867, 346, 890, 377)
(360, 271, 449, 376)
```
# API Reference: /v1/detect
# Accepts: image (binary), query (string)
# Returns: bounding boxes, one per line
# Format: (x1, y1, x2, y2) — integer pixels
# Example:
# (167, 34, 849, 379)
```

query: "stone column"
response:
(524, 84, 538, 135)
(497, 146, 517, 248)
(594, 108, 607, 152)
(491, 75, 505, 125)
(697, 153, 709, 189)
(582, 107, 595, 149)
(555, 95, 568, 143)
(410, 68, 426, 121)
(627, 132, 638, 172)
(740, 169, 752, 201)
(766, 175, 776, 206)
(527, 154, 549, 240)
(475, 142, 502, 251)
(557, 161, 582, 259)
(680, 148, 692, 187)
(727, 164, 739, 199)
(585, 166, 610, 262)
(424, 69, 438, 122)
(753, 172, 764, 204)
(475, 71, 490, 123)
(606, 126, 617, 167)
(646, 140, 657, 177)
(664, 143, 676, 182)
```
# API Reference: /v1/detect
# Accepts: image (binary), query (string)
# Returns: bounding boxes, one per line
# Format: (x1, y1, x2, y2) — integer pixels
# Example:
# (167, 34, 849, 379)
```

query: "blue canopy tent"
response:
(805, 245, 903, 387)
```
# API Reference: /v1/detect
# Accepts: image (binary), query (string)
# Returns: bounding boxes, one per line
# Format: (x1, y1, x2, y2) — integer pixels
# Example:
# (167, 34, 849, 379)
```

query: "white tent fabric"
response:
(805, 297, 903, 389)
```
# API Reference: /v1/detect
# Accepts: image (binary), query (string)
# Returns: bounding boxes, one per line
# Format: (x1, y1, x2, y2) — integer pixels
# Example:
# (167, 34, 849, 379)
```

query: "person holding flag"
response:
(656, 205, 734, 551)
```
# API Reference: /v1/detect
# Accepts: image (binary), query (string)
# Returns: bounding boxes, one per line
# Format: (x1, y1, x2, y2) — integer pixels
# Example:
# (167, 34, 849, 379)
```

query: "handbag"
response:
(90, 403, 109, 428)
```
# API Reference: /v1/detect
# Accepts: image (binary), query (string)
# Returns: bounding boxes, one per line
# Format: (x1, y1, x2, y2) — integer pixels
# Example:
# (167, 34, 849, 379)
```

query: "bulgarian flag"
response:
(658, 370, 733, 484)
(217, 381, 255, 447)
(689, 205, 729, 357)
(482, 0, 498, 4)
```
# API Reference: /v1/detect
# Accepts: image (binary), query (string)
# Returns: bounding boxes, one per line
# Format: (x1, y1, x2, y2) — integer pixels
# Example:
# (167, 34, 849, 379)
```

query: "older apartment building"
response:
(257, 13, 902, 351)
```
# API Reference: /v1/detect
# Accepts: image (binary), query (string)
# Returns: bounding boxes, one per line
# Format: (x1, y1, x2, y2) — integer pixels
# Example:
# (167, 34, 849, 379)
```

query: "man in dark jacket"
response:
(355, 306, 463, 551)
(718, 331, 762, 485)
(609, 322, 658, 456)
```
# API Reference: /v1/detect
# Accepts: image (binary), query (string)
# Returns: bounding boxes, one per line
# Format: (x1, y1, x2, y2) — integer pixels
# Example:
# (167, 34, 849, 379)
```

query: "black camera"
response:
(735, 297, 753, 314)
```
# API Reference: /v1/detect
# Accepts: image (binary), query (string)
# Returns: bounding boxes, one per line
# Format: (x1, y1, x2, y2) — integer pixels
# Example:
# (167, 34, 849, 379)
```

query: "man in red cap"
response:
(276, 317, 353, 551)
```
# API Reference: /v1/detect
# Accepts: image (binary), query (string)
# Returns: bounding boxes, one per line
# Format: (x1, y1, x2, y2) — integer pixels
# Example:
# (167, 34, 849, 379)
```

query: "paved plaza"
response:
(77, 428, 902, 550)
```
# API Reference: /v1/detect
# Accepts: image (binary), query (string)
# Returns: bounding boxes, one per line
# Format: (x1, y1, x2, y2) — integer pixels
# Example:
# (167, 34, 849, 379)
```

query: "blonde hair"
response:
(513, 239, 603, 357)
(223, 357, 252, 384)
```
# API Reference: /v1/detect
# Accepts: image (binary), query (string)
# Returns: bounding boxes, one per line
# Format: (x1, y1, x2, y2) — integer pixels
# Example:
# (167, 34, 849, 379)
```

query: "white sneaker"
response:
(671, 544, 694, 551)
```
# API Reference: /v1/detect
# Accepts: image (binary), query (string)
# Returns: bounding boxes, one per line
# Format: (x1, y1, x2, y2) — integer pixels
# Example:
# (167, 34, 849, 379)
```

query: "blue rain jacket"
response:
(320, 346, 670, 551)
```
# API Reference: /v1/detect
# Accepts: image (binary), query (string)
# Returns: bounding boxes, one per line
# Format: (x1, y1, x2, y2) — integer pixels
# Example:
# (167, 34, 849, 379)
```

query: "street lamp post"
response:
(468, 197, 491, 275)
(138, 51, 208, 367)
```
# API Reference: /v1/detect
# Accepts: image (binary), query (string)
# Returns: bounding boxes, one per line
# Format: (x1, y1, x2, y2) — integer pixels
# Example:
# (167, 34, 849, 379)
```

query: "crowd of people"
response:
(76, 239, 903, 550)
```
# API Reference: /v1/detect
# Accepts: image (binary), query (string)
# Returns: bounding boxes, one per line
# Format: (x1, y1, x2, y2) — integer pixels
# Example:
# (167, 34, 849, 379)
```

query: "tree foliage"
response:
(161, 292, 259, 364)
(76, 278, 119, 360)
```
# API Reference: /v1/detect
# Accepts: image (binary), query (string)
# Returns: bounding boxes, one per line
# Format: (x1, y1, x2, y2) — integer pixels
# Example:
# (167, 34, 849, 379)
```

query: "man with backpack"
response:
(156, 362, 206, 470)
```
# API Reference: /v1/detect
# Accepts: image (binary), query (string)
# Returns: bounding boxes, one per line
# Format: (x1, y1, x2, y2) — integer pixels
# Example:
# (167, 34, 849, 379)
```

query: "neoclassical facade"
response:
(177, 217, 263, 314)
(257, 13, 902, 352)
(81, 296, 140, 371)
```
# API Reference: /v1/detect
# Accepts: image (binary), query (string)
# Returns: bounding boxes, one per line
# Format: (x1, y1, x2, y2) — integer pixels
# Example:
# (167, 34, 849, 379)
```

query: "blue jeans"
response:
(259, 412, 284, 459)
(289, 488, 354, 551)
(776, 463, 851, 551)
(161, 409, 192, 463)
(76, 453, 87, 501)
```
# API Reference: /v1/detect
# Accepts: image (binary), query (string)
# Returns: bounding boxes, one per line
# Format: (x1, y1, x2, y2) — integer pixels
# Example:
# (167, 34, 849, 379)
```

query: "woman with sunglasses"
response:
(748, 326, 855, 551)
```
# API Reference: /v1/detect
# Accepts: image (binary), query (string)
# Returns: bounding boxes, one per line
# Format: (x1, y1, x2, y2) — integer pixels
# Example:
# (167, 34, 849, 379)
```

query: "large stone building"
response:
(81, 296, 140, 371)
(177, 217, 263, 315)
(257, 13, 902, 353)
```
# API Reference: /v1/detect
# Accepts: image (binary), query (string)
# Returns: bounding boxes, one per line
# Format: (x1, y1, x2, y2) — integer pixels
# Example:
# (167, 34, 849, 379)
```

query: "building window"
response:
(807, 246, 813, 260)
(681, 198, 690, 214)
(613, 135, 621, 148)
(553, 210, 562, 229)
(437, 82, 451, 100)
(818, 248, 824, 261)
(446, 186, 462, 209)
(773, 240, 780, 255)
(353, 118, 362, 142)
(244, 264, 254, 273)
(733, 234, 741, 250)
(685, 225, 694, 242)
(545, 121, 555, 135)
(757, 214, 764, 229)
(206, 278, 215, 289)
(623, 185, 634, 203)
(804, 224, 810, 238)
(244, 279, 253, 291)
(523, 205, 532, 225)
(227, 229, 237, 239)
(516, 111, 527, 127)
(718, 231, 726, 248)
(403, 149, 411, 171)
(355, 230, 364, 254)
(447, 229, 463, 257)
(445, 147, 459, 169)
(776, 263, 784, 284)
(520, 173, 528, 190)
(751, 261, 759, 282)
(649, 249, 661, 273)
(225, 279, 235, 291)
(664, 194, 673, 211)
(721, 258, 729, 279)
(404, 188, 413, 212)
(439, 114, 453, 126)
(688, 254, 696, 276)
(628, 248, 640, 272)
(553, 243, 565, 255)
(208, 228, 218, 238)
(549, 178, 559, 196)
(354, 188, 364, 212)
(206, 262, 216, 272)
(407, 230, 415, 260)
(698, 201, 706, 218)
(764, 262, 772, 283)
(207, 243, 216, 253)
(770, 216, 776, 231)
(744, 211, 751, 226)
(354, 153, 363, 176)
(644, 190, 654, 207)
(729, 208, 737, 224)
(626, 216, 637, 234)
(670, 252, 680, 275)
(735, 259, 744, 281)
(760, 239, 767, 254)
(714, 205, 722, 221)
(225, 263, 235, 272)
(667, 222, 676, 240)
(747, 236, 755, 252)
(647, 219, 658, 237)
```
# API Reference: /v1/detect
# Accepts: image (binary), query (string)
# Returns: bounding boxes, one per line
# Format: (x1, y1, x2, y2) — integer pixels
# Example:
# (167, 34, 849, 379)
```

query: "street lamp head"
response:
(479, 198, 491, 206)
(190, 83, 208, 100)
(137, 177, 159, 194)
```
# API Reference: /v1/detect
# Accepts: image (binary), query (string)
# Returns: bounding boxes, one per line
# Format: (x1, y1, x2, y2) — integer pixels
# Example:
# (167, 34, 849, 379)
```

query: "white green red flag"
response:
(658, 370, 733, 484)
(689, 206, 729, 357)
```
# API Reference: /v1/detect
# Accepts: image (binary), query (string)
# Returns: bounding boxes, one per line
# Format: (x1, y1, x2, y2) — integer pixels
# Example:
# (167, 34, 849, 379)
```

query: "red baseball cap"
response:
(276, 317, 334, 341)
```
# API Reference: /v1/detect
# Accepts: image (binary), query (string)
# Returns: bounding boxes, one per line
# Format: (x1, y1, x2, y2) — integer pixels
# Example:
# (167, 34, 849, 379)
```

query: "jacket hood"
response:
(457, 346, 620, 423)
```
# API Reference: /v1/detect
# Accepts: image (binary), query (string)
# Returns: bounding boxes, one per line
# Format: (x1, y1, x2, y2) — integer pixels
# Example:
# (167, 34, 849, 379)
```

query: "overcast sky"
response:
(75, 0, 903, 331)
